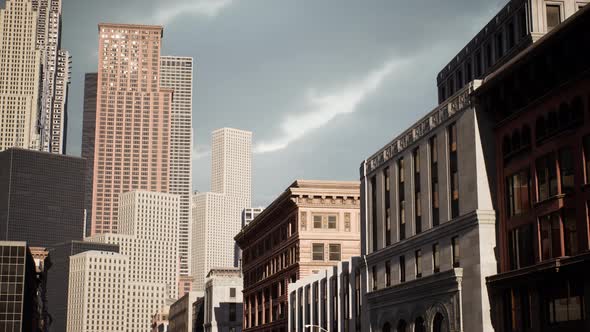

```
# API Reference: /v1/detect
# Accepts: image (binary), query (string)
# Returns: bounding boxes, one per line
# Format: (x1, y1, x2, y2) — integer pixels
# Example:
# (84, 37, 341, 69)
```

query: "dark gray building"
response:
(46, 241, 119, 332)
(81, 73, 97, 238)
(0, 148, 86, 247)
(0, 241, 40, 332)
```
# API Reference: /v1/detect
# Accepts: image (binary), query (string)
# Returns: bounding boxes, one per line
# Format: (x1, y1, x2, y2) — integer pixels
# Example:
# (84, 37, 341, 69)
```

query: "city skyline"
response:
(60, 0, 511, 207)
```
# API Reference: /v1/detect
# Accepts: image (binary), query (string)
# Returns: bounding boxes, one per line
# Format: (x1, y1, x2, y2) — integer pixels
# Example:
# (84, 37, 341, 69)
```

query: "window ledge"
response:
(534, 193, 566, 207)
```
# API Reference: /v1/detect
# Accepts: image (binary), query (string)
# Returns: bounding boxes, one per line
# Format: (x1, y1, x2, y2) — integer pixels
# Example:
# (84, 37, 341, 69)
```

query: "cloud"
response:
(153, 0, 233, 25)
(254, 58, 402, 154)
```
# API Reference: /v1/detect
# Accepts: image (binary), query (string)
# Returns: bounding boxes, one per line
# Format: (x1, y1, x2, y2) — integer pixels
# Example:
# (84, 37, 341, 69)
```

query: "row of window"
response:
(371, 123, 459, 252)
(312, 243, 342, 262)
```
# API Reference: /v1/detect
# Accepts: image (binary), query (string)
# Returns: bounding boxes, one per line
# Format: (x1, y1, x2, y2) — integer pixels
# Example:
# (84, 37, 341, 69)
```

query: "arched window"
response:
(522, 125, 531, 147)
(383, 322, 391, 332)
(414, 317, 426, 332)
(512, 130, 522, 152)
(433, 313, 448, 332)
(536, 116, 546, 141)
(397, 319, 407, 332)
(503, 136, 511, 157)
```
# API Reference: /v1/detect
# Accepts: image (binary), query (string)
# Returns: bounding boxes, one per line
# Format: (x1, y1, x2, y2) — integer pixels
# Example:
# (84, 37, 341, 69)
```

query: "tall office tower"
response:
(66, 251, 129, 332)
(160, 56, 194, 278)
(0, 148, 86, 248)
(87, 24, 173, 235)
(88, 191, 179, 332)
(81, 73, 98, 237)
(192, 128, 252, 292)
(47, 241, 119, 332)
(211, 128, 252, 204)
(32, 0, 71, 154)
(0, 0, 42, 151)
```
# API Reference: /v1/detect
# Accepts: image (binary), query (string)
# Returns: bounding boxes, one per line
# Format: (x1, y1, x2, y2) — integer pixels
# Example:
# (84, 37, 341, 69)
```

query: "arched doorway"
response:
(414, 317, 426, 332)
(383, 322, 391, 332)
(397, 320, 407, 332)
(433, 313, 448, 332)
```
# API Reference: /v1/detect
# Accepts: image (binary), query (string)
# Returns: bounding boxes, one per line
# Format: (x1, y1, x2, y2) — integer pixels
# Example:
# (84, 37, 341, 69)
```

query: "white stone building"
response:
(192, 128, 252, 292)
(66, 251, 128, 332)
(87, 191, 180, 332)
(203, 268, 243, 332)
(161, 56, 194, 278)
(360, 81, 497, 332)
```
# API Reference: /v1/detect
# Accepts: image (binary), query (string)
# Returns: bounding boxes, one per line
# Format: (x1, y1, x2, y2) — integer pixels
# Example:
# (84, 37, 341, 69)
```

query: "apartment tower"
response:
(88, 24, 173, 235)
(192, 128, 252, 291)
(160, 56, 194, 278)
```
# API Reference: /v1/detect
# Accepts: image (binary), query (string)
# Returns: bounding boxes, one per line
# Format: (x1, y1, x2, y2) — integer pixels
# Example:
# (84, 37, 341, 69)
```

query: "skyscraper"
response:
(0, 148, 86, 248)
(0, 0, 70, 153)
(160, 56, 194, 278)
(87, 24, 173, 235)
(192, 128, 252, 291)
(88, 191, 179, 331)
(0, 0, 43, 151)
(81, 73, 98, 237)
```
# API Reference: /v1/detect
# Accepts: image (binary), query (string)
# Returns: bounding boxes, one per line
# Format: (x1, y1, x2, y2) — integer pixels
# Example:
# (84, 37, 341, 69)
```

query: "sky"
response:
(61, 0, 508, 206)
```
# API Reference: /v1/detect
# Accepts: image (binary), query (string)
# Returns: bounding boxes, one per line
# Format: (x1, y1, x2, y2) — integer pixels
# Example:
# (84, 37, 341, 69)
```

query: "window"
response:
(399, 158, 406, 240)
(547, 280, 584, 323)
(229, 303, 236, 322)
(485, 42, 493, 68)
(313, 215, 338, 230)
(563, 209, 578, 256)
(495, 32, 504, 59)
(519, 8, 528, 37)
(432, 243, 440, 273)
(507, 21, 516, 49)
(583, 136, 590, 184)
(371, 176, 378, 252)
(546, 5, 562, 31)
(329, 244, 341, 261)
(384, 167, 391, 246)
(385, 261, 391, 287)
(354, 270, 361, 324)
(449, 124, 459, 218)
(452, 237, 460, 267)
(536, 154, 558, 201)
(475, 51, 483, 77)
(372, 266, 378, 291)
(508, 224, 534, 270)
(414, 148, 422, 234)
(539, 212, 561, 260)
(399, 256, 406, 283)
(430, 136, 440, 226)
(312, 244, 324, 261)
(559, 148, 574, 194)
(230, 288, 236, 298)
(506, 170, 531, 217)
(415, 250, 422, 278)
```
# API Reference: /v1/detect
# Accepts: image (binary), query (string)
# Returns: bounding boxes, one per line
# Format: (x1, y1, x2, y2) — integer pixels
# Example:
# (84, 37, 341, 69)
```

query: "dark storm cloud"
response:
(62, 0, 508, 206)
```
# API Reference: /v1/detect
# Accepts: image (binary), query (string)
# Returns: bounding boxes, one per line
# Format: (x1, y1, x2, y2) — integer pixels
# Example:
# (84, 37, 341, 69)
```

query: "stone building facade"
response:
(360, 81, 497, 332)
(235, 180, 361, 332)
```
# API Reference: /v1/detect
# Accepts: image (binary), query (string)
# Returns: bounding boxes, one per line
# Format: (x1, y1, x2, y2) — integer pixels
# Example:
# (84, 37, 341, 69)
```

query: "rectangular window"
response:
(506, 170, 531, 217)
(312, 244, 324, 261)
(452, 237, 460, 267)
(371, 176, 378, 252)
(430, 136, 440, 226)
(559, 148, 574, 194)
(546, 5, 562, 31)
(230, 288, 236, 298)
(314, 215, 322, 229)
(328, 216, 337, 229)
(519, 8, 528, 37)
(475, 51, 483, 77)
(229, 303, 236, 322)
(399, 158, 406, 240)
(563, 209, 578, 256)
(372, 266, 378, 291)
(385, 261, 391, 287)
(495, 32, 504, 59)
(449, 124, 459, 218)
(415, 250, 422, 278)
(485, 42, 493, 68)
(547, 280, 584, 323)
(313, 215, 338, 229)
(539, 212, 562, 260)
(507, 21, 516, 49)
(414, 148, 422, 234)
(433, 243, 440, 273)
(399, 256, 406, 283)
(384, 167, 391, 246)
(508, 224, 535, 270)
(466, 60, 473, 82)
(584, 136, 590, 184)
(536, 154, 558, 201)
(329, 244, 341, 261)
